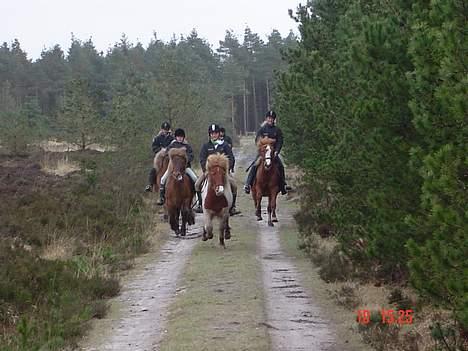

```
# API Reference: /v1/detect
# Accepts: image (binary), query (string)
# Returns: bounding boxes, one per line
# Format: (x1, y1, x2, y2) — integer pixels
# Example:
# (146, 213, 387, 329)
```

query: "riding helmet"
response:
(208, 124, 220, 134)
(265, 110, 277, 119)
(174, 128, 185, 138)
(161, 121, 171, 130)
(219, 127, 226, 134)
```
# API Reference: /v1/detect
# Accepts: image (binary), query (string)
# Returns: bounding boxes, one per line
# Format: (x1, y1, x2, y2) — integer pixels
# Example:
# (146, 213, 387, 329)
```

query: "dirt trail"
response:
(237, 137, 342, 351)
(80, 228, 201, 351)
(259, 218, 339, 351)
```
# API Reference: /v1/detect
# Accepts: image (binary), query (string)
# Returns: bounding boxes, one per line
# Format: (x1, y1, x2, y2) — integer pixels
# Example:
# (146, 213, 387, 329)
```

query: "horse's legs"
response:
(224, 215, 231, 240)
(203, 212, 213, 241)
(255, 193, 263, 221)
(267, 198, 273, 227)
(169, 208, 179, 235)
(219, 212, 226, 248)
(180, 208, 187, 236)
(271, 192, 279, 223)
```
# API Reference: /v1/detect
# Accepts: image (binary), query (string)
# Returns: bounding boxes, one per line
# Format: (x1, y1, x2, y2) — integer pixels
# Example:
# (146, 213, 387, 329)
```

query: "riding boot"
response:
(156, 185, 165, 205)
(244, 165, 257, 194)
(229, 193, 241, 216)
(195, 191, 203, 213)
(277, 159, 288, 195)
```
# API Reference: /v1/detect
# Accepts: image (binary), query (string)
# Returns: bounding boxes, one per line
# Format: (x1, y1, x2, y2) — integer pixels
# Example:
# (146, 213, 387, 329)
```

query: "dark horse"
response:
(165, 148, 195, 236)
(252, 137, 280, 226)
(202, 154, 232, 248)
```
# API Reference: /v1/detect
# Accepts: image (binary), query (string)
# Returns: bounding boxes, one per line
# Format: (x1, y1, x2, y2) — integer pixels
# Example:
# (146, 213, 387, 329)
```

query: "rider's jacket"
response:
(221, 135, 233, 148)
(255, 123, 284, 154)
(152, 132, 174, 154)
(199, 140, 235, 173)
(167, 140, 194, 167)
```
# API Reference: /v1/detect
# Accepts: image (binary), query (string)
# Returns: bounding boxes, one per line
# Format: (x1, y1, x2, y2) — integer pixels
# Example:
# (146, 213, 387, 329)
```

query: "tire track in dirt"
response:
(80, 227, 202, 351)
(237, 137, 341, 350)
(258, 217, 340, 351)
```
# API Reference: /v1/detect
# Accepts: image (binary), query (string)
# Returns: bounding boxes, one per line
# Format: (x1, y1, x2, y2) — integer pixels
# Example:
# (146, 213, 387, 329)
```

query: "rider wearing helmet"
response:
(195, 123, 240, 216)
(244, 110, 289, 195)
(156, 128, 201, 209)
(219, 127, 233, 148)
(145, 121, 174, 192)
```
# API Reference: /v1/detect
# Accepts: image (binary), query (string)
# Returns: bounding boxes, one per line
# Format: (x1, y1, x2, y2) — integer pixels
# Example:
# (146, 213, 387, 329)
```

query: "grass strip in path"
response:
(159, 211, 270, 351)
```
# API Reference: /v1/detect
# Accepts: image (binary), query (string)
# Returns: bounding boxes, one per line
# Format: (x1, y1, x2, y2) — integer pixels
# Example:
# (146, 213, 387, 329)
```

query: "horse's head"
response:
(257, 137, 276, 170)
(206, 154, 229, 196)
(168, 148, 188, 182)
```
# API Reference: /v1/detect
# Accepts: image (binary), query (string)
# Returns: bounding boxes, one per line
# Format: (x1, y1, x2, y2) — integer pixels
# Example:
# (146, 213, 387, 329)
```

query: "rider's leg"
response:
(277, 157, 288, 195)
(156, 169, 169, 205)
(244, 165, 257, 194)
(187, 168, 203, 213)
(194, 172, 206, 213)
(229, 176, 240, 215)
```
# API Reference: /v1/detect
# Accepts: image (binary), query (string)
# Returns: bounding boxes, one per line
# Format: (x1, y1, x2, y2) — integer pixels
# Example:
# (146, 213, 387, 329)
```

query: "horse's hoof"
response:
(268, 221, 274, 227)
(272, 218, 278, 223)
(225, 231, 231, 240)
(208, 233, 214, 239)
(202, 235, 208, 241)
(257, 216, 262, 221)
(181, 231, 186, 237)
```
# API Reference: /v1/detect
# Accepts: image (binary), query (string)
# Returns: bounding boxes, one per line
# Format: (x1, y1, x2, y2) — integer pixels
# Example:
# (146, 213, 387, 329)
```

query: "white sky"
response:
(1, 0, 301, 61)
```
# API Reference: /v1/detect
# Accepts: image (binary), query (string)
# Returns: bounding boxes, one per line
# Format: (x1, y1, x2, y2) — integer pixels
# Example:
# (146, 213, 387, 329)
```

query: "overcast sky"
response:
(1, 0, 301, 61)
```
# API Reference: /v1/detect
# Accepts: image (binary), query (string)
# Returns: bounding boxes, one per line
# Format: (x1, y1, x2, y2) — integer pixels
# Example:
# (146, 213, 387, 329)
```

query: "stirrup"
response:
(195, 204, 203, 213)
(244, 185, 250, 194)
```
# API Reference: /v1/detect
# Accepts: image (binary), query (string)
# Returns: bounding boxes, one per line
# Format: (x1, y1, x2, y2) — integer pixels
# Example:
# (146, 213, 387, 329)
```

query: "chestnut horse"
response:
(252, 137, 280, 226)
(165, 148, 195, 236)
(202, 154, 232, 248)
(153, 148, 169, 192)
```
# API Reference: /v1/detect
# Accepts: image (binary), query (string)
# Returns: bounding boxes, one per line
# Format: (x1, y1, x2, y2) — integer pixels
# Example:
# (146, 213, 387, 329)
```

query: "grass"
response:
(0, 148, 158, 350)
(159, 206, 270, 351)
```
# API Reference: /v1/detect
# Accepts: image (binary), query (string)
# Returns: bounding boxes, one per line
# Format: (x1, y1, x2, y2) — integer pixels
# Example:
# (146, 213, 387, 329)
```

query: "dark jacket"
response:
(167, 140, 194, 167)
(222, 135, 233, 148)
(199, 140, 235, 172)
(255, 123, 284, 154)
(151, 132, 174, 154)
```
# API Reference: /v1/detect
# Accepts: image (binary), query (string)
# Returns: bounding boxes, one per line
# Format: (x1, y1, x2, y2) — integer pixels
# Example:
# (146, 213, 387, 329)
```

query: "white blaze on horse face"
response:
(216, 185, 224, 196)
(265, 145, 272, 167)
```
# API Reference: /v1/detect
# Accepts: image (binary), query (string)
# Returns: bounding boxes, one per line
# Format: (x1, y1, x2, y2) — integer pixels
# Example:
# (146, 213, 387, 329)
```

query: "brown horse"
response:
(202, 154, 232, 248)
(153, 148, 169, 192)
(165, 148, 195, 236)
(252, 137, 280, 226)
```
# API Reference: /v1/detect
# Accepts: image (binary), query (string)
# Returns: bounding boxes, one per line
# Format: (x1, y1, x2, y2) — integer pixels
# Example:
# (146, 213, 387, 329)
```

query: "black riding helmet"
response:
(265, 110, 277, 119)
(174, 128, 185, 138)
(161, 121, 171, 130)
(219, 127, 226, 134)
(208, 124, 220, 134)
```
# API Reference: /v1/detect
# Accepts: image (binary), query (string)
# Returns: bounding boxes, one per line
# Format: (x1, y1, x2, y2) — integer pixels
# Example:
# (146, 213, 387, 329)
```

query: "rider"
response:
(244, 110, 289, 195)
(145, 121, 174, 192)
(195, 123, 240, 216)
(156, 128, 202, 212)
(219, 127, 233, 148)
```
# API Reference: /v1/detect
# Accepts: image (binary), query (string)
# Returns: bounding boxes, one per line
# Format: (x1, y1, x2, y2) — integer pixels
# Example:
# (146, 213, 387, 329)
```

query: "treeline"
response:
(277, 0, 467, 336)
(0, 28, 296, 156)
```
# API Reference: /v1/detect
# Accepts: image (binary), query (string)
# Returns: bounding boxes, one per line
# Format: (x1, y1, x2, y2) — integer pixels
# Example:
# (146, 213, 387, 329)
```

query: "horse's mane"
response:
(168, 147, 187, 162)
(257, 137, 276, 149)
(154, 148, 168, 170)
(207, 153, 229, 171)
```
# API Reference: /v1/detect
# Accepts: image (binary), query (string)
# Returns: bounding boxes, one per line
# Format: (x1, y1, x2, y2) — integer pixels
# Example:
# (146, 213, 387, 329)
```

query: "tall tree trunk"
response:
(252, 77, 258, 129)
(231, 94, 235, 135)
(243, 80, 247, 135)
(266, 79, 270, 110)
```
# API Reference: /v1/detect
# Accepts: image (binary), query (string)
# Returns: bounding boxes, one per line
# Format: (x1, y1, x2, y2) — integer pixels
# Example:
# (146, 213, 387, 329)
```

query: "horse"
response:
(153, 148, 169, 192)
(251, 137, 280, 226)
(165, 148, 195, 236)
(201, 153, 232, 248)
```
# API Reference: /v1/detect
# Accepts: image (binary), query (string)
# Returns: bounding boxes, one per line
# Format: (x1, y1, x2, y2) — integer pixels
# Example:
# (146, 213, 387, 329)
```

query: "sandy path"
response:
(80, 228, 201, 351)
